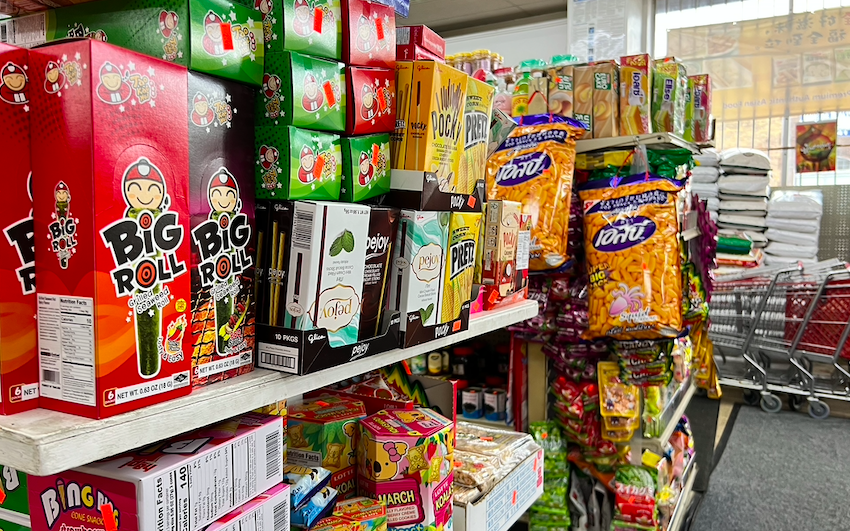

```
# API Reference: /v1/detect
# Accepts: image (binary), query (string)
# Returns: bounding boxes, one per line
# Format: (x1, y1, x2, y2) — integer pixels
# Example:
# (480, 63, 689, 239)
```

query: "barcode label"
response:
(273, 501, 289, 531)
(42, 369, 59, 383)
(292, 209, 315, 250)
(261, 351, 296, 369)
(265, 430, 282, 480)
(396, 26, 410, 44)
(10, 15, 47, 46)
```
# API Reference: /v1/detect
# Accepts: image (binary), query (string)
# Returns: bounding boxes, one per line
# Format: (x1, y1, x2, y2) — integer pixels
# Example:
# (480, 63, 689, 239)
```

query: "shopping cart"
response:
(710, 260, 850, 419)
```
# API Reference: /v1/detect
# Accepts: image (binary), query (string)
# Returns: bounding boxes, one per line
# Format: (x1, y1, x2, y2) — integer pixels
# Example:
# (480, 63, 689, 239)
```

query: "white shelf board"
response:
(459, 415, 511, 429)
(0, 300, 538, 476)
(575, 132, 700, 154)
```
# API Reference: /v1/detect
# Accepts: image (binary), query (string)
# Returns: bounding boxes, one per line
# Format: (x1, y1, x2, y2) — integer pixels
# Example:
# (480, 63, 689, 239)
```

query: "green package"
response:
(651, 60, 687, 137)
(252, 0, 342, 59)
(1, 465, 29, 517)
(683, 76, 695, 142)
(255, 126, 342, 200)
(257, 51, 346, 131)
(4, 0, 264, 86)
(340, 134, 391, 202)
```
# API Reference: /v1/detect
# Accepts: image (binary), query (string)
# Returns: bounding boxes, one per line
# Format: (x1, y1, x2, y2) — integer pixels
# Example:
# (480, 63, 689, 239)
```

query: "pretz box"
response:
(28, 413, 283, 531)
(255, 0, 342, 60)
(358, 206, 399, 341)
(4, 0, 264, 86)
(341, 133, 391, 203)
(619, 54, 651, 135)
(458, 77, 495, 195)
(30, 40, 191, 419)
(592, 60, 619, 138)
(343, 0, 396, 68)
(391, 61, 413, 169)
(0, 44, 38, 415)
(283, 201, 371, 347)
(255, 126, 343, 201)
(206, 483, 291, 531)
(188, 72, 256, 387)
(346, 66, 395, 135)
(440, 212, 481, 324)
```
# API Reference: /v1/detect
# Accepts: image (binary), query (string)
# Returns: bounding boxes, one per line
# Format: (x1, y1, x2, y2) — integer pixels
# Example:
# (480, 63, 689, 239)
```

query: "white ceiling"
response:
(403, 0, 567, 36)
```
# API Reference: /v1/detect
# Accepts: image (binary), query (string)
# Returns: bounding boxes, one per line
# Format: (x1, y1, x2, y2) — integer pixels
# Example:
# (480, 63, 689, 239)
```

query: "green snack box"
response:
(255, 125, 342, 200)
(254, 0, 342, 59)
(258, 51, 346, 131)
(683, 76, 695, 142)
(0, 465, 29, 519)
(340, 133, 390, 202)
(651, 58, 687, 136)
(3, 0, 264, 86)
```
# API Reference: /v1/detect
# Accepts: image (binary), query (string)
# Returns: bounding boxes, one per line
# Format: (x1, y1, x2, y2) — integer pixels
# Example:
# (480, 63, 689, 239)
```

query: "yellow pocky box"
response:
(440, 212, 482, 323)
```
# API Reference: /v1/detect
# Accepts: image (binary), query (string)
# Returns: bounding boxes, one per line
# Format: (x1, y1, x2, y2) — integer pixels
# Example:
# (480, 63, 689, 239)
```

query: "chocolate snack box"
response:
(28, 413, 284, 531)
(3, 0, 264, 86)
(358, 206, 399, 340)
(391, 61, 413, 169)
(188, 72, 256, 387)
(257, 51, 346, 131)
(688, 73, 711, 143)
(395, 43, 444, 62)
(254, 0, 342, 60)
(346, 66, 395, 135)
(343, 0, 395, 68)
(30, 40, 191, 419)
(619, 54, 651, 135)
(255, 126, 343, 200)
(0, 44, 38, 414)
(341, 133, 391, 203)
(651, 58, 687, 136)
(255, 200, 295, 326)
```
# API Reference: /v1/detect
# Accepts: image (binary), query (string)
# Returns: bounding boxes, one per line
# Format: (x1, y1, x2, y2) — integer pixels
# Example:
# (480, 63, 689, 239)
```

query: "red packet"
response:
(314, 7, 324, 33)
(314, 154, 326, 178)
(323, 81, 337, 108)
(220, 23, 233, 50)
(375, 17, 385, 41)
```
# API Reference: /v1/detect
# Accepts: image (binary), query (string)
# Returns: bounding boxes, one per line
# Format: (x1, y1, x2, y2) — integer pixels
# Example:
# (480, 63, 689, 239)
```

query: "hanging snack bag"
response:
(579, 175, 684, 339)
(486, 116, 586, 271)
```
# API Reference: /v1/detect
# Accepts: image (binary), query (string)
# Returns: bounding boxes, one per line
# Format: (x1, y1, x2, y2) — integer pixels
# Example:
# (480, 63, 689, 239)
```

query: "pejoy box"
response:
(342, 0, 396, 68)
(188, 72, 257, 387)
(255, 126, 343, 200)
(0, 44, 39, 414)
(346, 66, 395, 135)
(30, 40, 191, 419)
(357, 409, 454, 531)
(253, 0, 342, 60)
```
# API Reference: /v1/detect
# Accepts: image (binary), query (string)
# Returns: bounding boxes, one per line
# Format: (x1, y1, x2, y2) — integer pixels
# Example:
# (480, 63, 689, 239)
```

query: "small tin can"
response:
(408, 353, 428, 375)
(461, 387, 485, 419)
(484, 388, 507, 421)
(427, 351, 443, 375)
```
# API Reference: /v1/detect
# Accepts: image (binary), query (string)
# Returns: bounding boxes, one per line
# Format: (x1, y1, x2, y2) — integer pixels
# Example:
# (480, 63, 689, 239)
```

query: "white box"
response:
(206, 483, 290, 531)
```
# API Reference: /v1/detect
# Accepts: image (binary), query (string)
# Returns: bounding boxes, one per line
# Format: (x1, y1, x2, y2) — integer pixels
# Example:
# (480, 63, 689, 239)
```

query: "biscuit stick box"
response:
(288, 396, 367, 499)
(440, 212, 482, 324)
(0, 44, 38, 414)
(188, 72, 257, 387)
(359, 206, 399, 341)
(30, 40, 191, 419)
(357, 409, 454, 530)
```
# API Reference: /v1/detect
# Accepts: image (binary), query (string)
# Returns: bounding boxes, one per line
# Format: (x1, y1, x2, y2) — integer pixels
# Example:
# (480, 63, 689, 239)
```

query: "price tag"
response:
(313, 8, 323, 33)
(220, 23, 234, 51)
(375, 17, 385, 41)
(101, 505, 118, 531)
(314, 154, 326, 178)
(377, 88, 388, 112)
(372, 143, 380, 166)
(0, 482, 6, 505)
(323, 81, 336, 108)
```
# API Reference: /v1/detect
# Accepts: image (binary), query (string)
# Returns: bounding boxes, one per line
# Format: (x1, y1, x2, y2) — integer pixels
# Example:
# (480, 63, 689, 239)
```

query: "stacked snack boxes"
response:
(652, 57, 688, 136)
(396, 25, 446, 62)
(620, 54, 652, 136)
(343, 0, 396, 68)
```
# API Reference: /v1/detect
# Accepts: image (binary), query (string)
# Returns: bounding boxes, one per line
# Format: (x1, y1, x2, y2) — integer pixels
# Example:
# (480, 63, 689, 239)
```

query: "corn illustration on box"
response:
(440, 212, 482, 323)
(619, 54, 652, 136)
(458, 77, 496, 196)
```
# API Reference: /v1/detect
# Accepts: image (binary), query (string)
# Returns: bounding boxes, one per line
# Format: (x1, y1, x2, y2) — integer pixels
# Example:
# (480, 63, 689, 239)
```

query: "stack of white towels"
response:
(691, 151, 720, 222)
(715, 148, 772, 250)
(763, 190, 823, 266)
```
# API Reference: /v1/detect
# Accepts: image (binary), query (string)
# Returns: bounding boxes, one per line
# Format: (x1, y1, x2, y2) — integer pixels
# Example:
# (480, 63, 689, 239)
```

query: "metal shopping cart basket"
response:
(709, 259, 850, 419)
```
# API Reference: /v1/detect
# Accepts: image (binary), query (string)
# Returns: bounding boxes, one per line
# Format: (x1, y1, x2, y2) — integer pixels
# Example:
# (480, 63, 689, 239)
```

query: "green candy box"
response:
(252, 0, 342, 60)
(255, 125, 342, 200)
(340, 133, 390, 203)
(258, 51, 346, 131)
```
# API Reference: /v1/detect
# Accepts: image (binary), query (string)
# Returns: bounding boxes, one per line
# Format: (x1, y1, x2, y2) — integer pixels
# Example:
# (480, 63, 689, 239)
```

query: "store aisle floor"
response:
(692, 406, 850, 531)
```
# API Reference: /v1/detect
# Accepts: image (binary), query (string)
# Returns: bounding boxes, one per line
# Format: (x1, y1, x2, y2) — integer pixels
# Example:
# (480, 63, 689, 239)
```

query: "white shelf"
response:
(575, 132, 700, 154)
(459, 416, 511, 429)
(0, 300, 538, 476)
(631, 380, 696, 462)
(667, 461, 698, 531)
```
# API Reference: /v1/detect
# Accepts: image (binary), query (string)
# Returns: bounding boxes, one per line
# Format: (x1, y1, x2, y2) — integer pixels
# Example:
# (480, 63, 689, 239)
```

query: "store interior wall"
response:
(444, 17, 569, 66)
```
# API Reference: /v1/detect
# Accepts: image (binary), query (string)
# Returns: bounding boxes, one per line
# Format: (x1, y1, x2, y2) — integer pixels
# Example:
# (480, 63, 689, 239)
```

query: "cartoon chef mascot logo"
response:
(202, 11, 228, 56)
(191, 93, 215, 127)
(263, 73, 281, 99)
(43, 61, 65, 95)
(292, 0, 314, 37)
(259, 145, 279, 170)
(159, 10, 180, 38)
(358, 151, 374, 186)
(96, 62, 131, 105)
(298, 146, 319, 184)
(53, 181, 74, 269)
(54, 181, 71, 220)
(356, 14, 376, 53)
(302, 73, 324, 112)
(360, 84, 377, 122)
(0, 62, 28, 105)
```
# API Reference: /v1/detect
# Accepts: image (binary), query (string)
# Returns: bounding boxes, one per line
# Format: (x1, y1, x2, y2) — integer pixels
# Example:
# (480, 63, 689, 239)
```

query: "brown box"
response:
(573, 65, 593, 133)
(548, 64, 573, 117)
(592, 60, 619, 138)
(527, 76, 549, 115)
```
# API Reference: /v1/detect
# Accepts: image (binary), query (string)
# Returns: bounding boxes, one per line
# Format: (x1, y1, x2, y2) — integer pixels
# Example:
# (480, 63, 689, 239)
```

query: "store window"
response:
(655, 0, 850, 185)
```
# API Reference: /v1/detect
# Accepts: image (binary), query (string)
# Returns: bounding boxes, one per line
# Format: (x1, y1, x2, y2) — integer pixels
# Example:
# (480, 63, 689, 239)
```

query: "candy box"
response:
(284, 465, 333, 509)
(651, 58, 687, 136)
(573, 65, 593, 133)
(4, 0, 264, 86)
(256, 0, 342, 60)
(592, 60, 618, 138)
(396, 25, 445, 59)
(346, 66, 396, 135)
(619, 54, 651, 136)
(0, 44, 38, 415)
(440, 212, 482, 324)
(341, 134, 391, 203)
(28, 413, 283, 531)
(458, 76, 495, 195)
(331, 497, 388, 531)
(254, 126, 343, 200)
(289, 396, 368, 499)
(30, 39, 192, 419)
(391, 61, 413, 169)
(293, 486, 339, 528)
(359, 206, 400, 341)
(257, 51, 346, 131)
(343, 0, 396, 68)
(357, 409, 454, 530)
(188, 72, 256, 388)
(205, 483, 290, 531)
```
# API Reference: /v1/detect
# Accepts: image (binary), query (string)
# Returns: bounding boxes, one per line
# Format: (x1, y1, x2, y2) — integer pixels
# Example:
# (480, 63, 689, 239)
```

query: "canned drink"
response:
(427, 352, 443, 375)
(461, 387, 484, 419)
(484, 389, 507, 421)
(408, 353, 428, 375)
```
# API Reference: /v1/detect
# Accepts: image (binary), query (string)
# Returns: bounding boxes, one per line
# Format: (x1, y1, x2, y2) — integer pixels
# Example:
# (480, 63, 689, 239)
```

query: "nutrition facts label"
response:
(37, 294, 96, 406)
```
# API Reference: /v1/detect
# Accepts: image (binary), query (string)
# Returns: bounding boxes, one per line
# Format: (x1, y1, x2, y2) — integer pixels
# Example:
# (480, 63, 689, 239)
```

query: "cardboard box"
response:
(323, 497, 387, 530)
(188, 72, 256, 387)
(440, 212, 482, 324)
(257, 51, 346, 131)
(343, 0, 395, 68)
(4, 0, 265, 86)
(396, 43, 444, 62)
(573, 65, 593, 133)
(341, 134, 391, 203)
(481, 200, 521, 297)
(255, 200, 294, 326)
(404, 61, 467, 184)
(527, 76, 549, 115)
(28, 413, 284, 531)
(396, 25, 445, 59)
(357, 409, 454, 530)
(548, 64, 573, 117)
(346, 66, 395, 135)
(0, 44, 38, 414)
(619, 54, 652, 136)
(689, 74, 711, 143)
(458, 77, 495, 195)
(292, 486, 339, 528)
(0, 465, 29, 522)
(592, 60, 618, 138)
(358, 206, 399, 340)
(30, 40, 192, 419)
(283, 201, 371, 347)
(289, 396, 368, 500)
(391, 61, 413, 169)
(652, 58, 687, 136)
(254, 399, 289, 465)
(205, 483, 291, 531)
(254, 126, 343, 201)
(256, 0, 342, 60)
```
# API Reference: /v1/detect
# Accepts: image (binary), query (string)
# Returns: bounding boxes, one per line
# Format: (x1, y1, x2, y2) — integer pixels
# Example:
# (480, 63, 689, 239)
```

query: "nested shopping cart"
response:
(710, 259, 850, 419)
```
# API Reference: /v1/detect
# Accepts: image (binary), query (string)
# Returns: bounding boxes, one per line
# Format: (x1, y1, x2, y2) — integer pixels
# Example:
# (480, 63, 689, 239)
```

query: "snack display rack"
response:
(575, 132, 702, 154)
(666, 461, 698, 531)
(630, 379, 697, 462)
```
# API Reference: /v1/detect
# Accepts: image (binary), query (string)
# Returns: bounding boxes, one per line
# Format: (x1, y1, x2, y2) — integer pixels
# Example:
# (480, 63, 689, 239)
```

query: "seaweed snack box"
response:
(30, 40, 191, 419)
(357, 409, 454, 530)
(359, 207, 399, 341)
(255, 126, 343, 200)
(0, 465, 29, 521)
(458, 76, 495, 195)
(652, 58, 687, 136)
(4, 0, 264, 86)
(205, 483, 291, 531)
(28, 413, 284, 531)
(254, 0, 341, 59)
(440, 212, 482, 324)
(592, 60, 618, 138)
(620, 54, 652, 136)
(347, 66, 395, 135)
(257, 52, 346, 131)
(0, 44, 38, 415)
(188, 72, 256, 387)
(343, 0, 396, 68)
(341, 133, 391, 203)
(283, 201, 371, 347)
(289, 396, 368, 499)
(391, 61, 413, 169)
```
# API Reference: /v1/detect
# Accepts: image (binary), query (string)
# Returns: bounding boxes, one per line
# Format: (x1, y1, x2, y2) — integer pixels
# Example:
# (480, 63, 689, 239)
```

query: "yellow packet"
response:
(441, 212, 482, 323)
